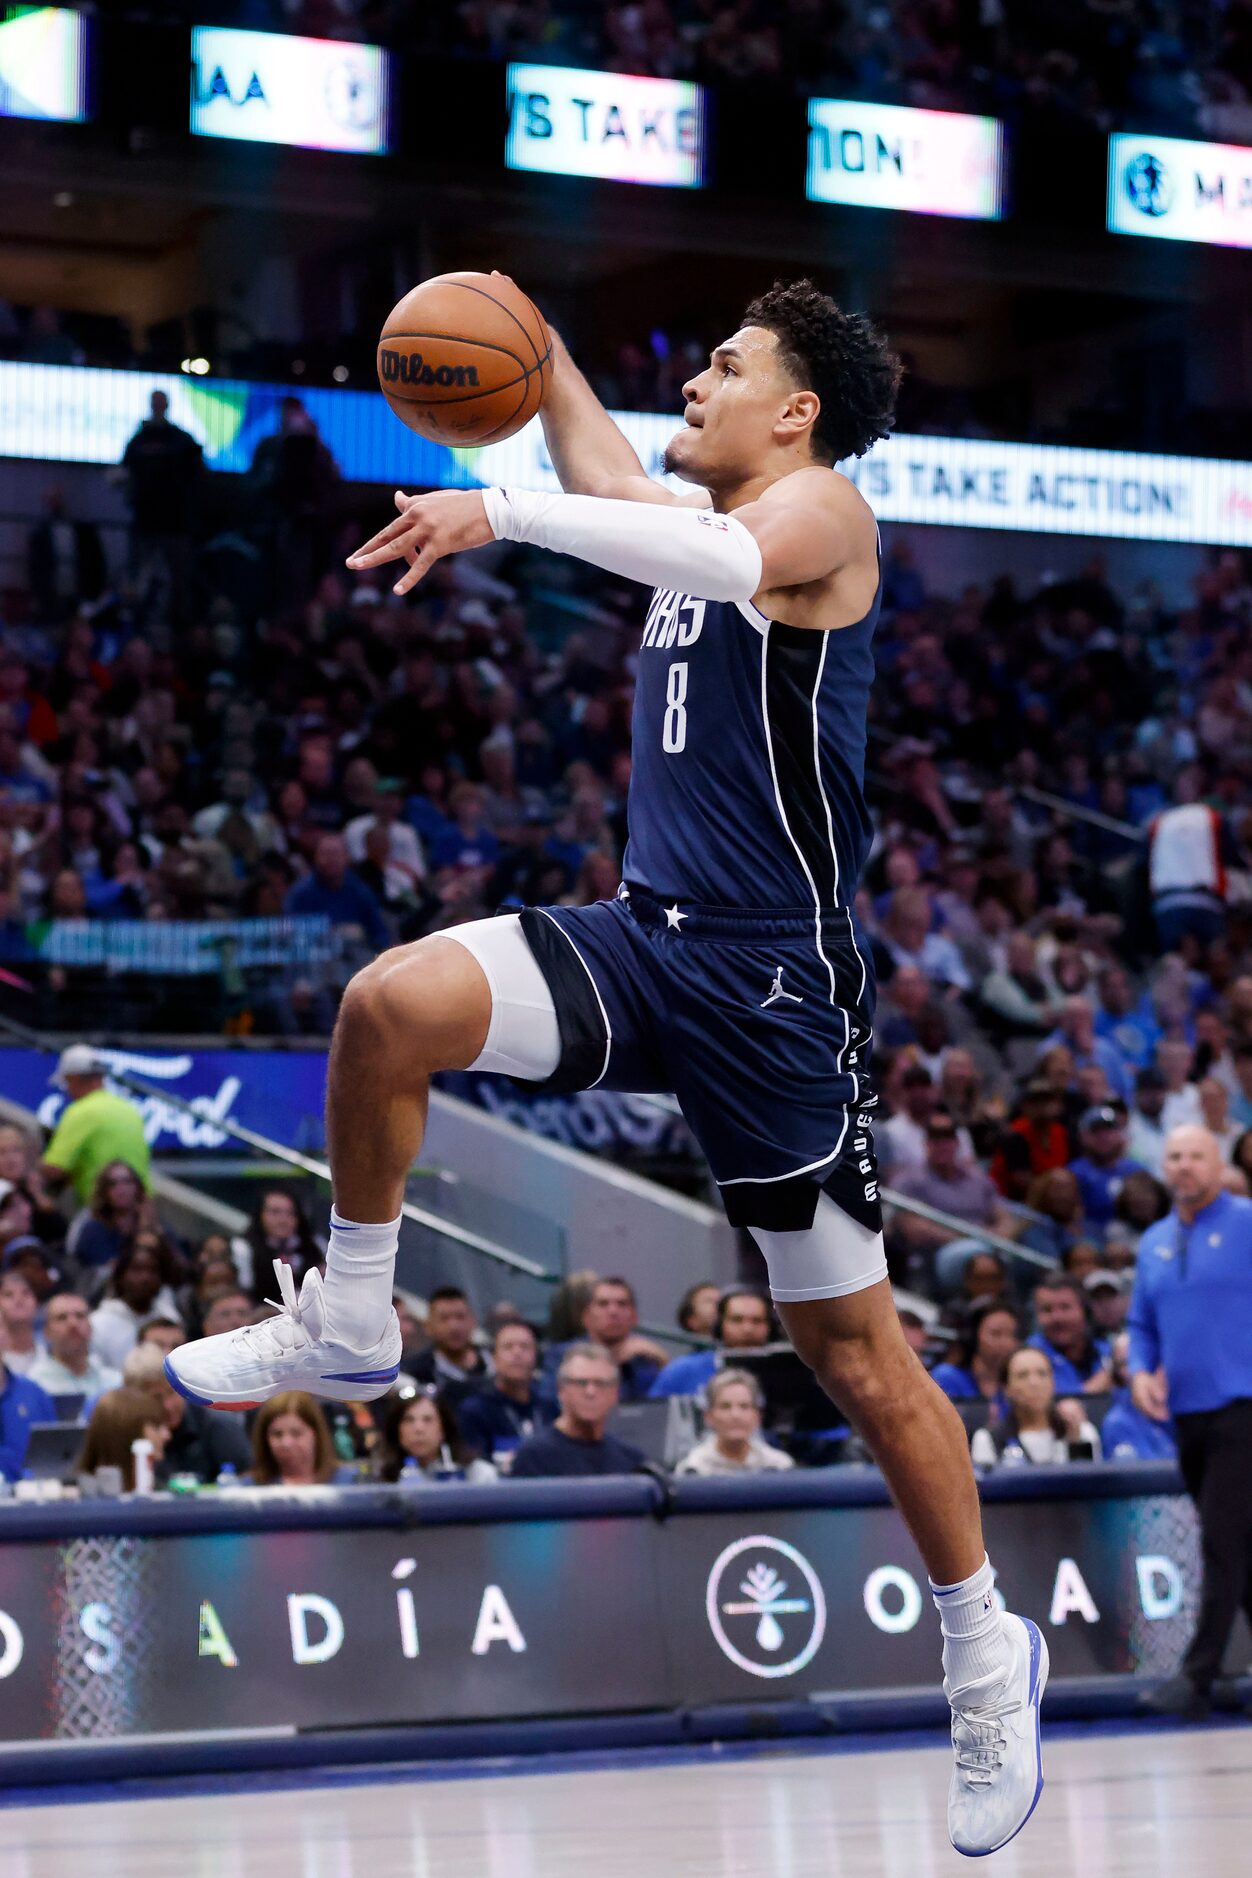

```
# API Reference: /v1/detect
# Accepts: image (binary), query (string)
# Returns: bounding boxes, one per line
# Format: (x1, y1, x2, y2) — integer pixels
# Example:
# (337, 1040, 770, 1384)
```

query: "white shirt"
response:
(971, 1420, 1101, 1467)
(28, 1351, 121, 1396)
(1162, 1085, 1203, 1134)
(1128, 1111, 1168, 1176)
(89, 1287, 182, 1372)
(675, 1436, 796, 1477)
(343, 814, 426, 895)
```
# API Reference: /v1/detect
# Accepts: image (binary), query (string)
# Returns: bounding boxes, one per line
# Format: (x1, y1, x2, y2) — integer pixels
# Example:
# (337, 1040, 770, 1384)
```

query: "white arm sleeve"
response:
(481, 485, 763, 604)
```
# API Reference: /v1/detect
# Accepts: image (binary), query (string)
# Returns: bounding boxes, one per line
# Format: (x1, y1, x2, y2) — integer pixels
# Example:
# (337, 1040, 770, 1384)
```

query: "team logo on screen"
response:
(1124, 152, 1173, 218)
(705, 1535, 826, 1679)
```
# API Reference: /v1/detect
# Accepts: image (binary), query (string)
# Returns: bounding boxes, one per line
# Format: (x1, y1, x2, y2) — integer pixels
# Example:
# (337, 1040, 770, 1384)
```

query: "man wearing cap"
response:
(1127, 1066, 1170, 1176)
(39, 1047, 150, 1207)
(1084, 1268, 1130, 1339)
(1068, 1106, 1139, 1228)
(1129, 1124, 1252, 1718)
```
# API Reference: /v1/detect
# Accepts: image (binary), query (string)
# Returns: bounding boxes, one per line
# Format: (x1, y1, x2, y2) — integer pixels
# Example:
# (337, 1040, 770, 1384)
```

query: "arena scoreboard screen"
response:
(506, 63, 707, 189)
(807, 99, 1005, 221)
(0, 5, 88, 122)
(1108, 132, 1252, 250)
(190, 25, 392, 155)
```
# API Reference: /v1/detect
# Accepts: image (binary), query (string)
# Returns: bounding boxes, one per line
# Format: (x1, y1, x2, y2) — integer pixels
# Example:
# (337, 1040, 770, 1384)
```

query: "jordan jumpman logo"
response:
(761, 966, 803, 1009)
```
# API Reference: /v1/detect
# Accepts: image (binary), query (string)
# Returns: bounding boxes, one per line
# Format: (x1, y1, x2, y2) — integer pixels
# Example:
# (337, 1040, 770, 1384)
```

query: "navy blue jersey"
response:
(623, 564, 881, 916)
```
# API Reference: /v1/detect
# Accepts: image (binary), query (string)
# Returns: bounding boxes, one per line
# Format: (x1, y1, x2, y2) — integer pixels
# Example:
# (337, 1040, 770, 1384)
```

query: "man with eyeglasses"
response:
(1130, 1124, 1252, 1719)
(510, 1343, 644, 1478)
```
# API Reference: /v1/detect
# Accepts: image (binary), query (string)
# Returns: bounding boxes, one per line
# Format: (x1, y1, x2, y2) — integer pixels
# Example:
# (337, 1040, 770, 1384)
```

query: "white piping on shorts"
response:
(533, 907, 613, 1090)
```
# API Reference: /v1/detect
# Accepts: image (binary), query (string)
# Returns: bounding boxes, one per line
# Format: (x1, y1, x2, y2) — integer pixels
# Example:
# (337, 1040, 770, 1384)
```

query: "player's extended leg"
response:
(774, 1272, 1047, 1858)
(165, 934, 500, 1408)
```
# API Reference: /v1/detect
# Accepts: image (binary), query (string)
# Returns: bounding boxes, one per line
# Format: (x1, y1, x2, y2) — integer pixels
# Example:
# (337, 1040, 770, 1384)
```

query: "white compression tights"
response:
(443, 913, 562, 1080)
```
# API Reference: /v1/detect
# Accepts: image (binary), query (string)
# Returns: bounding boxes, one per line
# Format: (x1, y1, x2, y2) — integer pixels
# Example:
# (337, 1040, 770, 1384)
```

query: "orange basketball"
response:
(377, 271, 552, 447)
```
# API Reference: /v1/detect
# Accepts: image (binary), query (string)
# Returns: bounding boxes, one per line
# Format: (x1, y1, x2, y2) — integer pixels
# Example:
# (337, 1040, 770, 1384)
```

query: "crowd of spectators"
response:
(0, 1065, 1186, 1492)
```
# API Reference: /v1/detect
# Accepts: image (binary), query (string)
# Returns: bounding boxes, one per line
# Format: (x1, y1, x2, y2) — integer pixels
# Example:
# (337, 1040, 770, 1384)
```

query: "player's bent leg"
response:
(166, 932, 501, 1413)
(767, 1222, 1046, 1858)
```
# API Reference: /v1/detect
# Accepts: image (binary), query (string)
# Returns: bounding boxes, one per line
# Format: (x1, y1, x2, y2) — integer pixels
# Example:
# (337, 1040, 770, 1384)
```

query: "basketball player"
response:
(168, 279, 1045, 1855)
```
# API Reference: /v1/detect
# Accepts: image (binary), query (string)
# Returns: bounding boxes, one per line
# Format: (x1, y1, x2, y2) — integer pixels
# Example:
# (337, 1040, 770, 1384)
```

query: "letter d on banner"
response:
(288, 1593, 345, 1665)
(1137, 1555, 1184, 1621)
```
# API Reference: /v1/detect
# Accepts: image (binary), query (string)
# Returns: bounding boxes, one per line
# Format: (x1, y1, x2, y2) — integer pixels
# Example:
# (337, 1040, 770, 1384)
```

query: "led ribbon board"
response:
(3, 361, 1251, 546)
(807, 98, 1004, 220)
(1108, 132, 1252, 249)
(506, 63, 706, 188)
(190, 25, 391, 154)
(0, 6, 88, 121)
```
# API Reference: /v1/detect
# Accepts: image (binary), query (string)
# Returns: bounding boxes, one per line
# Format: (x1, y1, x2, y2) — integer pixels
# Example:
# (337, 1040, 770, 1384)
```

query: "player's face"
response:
(664, 327, 797, 487)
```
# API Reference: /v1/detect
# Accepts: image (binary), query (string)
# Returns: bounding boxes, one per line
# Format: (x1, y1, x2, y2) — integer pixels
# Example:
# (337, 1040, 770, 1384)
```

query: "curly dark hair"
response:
(741, 278, 902, 466)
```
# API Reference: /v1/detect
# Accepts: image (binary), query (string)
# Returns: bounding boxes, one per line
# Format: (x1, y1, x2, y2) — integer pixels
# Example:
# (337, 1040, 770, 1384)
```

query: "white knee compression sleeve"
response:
(443, 914, 562, 1081)
(482, 485, 764, 604)
(751, 1192, 889, 1303)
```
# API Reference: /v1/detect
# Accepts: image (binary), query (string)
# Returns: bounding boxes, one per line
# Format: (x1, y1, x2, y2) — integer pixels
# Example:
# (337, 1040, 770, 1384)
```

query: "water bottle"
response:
(400, 1457, 422, 1485)
(131, 1437, 155, 1495)
(216, 1461, 239, 1488)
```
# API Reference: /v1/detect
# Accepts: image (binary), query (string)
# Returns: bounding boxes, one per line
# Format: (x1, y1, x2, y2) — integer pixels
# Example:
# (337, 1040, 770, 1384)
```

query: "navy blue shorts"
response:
(517, 886, 881, 1235)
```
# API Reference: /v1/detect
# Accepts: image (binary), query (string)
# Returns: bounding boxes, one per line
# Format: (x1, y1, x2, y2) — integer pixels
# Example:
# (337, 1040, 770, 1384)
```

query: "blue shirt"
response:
(284, 872, 389, 951)
(1038, 1030, 1130, 1100)
(929, 1363, 1009, 1421)
(649, 1350, 718, 1398)
(510, 1425, 643, 1479)
(0, 1367, 57, 1481)
(1069, 1155, 1140, 1226)
(1100, 1388, 1178, 1461)
(1094, 1004, 1162, 1071)
(1128, 1191, 1252, 1416)
(457, 1387, 556, 1461)
(1026, 1331, 1110, 1395)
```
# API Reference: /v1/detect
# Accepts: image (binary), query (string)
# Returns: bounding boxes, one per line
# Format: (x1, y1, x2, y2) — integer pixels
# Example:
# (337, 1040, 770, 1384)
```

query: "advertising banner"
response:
(1108, 132, 1252, 250)
(506, 63, 706, 188)
(807, 99, 1004, 220)
(0, 1484, 1231, 1749)
(0, 1045, 328, 1154)
(4, 359, 1252, 546)
(0, 6, 88, 122)
(190, 26, 391, 155)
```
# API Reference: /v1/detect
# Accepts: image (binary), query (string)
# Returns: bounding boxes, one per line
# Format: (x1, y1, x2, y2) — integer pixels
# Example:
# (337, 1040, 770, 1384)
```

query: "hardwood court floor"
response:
(3, 1724, 1251, 1878)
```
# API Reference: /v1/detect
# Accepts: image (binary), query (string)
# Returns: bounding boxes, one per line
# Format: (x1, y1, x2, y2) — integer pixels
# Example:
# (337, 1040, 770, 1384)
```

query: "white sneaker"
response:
(165, 1259, 401, 1410)
(945, 1612, 1048, 1858)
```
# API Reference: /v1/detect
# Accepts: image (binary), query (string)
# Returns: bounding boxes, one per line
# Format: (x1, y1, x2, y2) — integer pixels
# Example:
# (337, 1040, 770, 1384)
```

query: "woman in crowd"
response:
(89, 1232, 184, 1370)
(0, 1267, 44, 1375)
(1019, 1167, 1087, 1264)
(0, 1122, 64, 1245)
(77, 1386, 170, 1491)
(676, 1281, 720, 1339)
(970, 1347, 1102, 1467)
(66, 1160, 151, 1273)
(676, 1370, 795, 1478)
(376, 1389, 498, 1484)
(232, 1187, 323, 1297)
(930, 1301, 1021, 1420)
(251, 1391, 347, 1486)
(1108, 1168, 1171, 1259)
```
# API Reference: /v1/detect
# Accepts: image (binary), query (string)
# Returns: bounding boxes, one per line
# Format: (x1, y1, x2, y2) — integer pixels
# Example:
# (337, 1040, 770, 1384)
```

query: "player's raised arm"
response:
(539, 326, 690, 506)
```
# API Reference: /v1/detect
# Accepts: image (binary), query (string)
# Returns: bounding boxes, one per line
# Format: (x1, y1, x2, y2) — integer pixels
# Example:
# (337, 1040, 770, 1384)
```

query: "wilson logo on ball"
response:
(379, 350, 480, 389)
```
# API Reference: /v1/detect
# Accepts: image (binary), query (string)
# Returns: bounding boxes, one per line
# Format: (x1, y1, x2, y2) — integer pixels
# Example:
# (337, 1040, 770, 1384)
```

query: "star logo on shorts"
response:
(665, 905, 686, 929)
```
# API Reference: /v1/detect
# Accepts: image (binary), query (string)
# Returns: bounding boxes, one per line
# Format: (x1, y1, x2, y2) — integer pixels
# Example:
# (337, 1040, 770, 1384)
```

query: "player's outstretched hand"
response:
(346, 488, 494, 595)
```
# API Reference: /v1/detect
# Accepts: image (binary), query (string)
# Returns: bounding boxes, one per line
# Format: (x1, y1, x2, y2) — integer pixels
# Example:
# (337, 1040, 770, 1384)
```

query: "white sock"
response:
(321, 1208, 400, 1348)
(931, 1554, 1009, 1694)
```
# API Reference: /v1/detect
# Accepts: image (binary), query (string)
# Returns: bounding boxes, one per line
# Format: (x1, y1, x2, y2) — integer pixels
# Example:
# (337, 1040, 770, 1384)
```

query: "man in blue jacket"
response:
(1128, 1124, 1252, 1717)
(0, 1355, 57, 1481)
